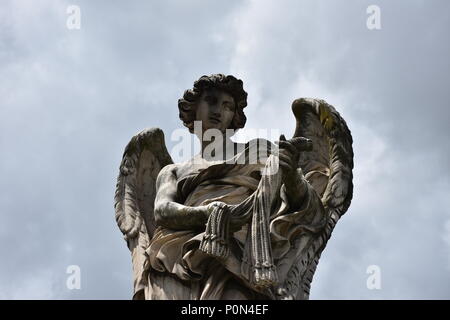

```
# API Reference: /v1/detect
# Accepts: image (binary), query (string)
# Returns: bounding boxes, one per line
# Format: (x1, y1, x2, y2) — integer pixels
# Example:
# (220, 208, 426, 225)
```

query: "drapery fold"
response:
(143, 144, 327, 299)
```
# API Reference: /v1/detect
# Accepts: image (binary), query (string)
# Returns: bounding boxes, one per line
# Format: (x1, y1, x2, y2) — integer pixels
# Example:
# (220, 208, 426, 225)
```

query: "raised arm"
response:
(154, 164, 210, 230)
(276, 136, 311, 210)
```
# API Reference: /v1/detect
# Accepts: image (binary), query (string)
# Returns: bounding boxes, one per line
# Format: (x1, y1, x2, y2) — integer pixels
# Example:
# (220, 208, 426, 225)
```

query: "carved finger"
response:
(291, 136, 313, 151)
(277, 140, 298, 156)
(278, 162, 291, 173)
(277, 157, 295, 172)
(278, 152, 295, 169)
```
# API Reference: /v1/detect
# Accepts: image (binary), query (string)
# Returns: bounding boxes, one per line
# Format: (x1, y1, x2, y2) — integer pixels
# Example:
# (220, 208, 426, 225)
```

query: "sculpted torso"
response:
(153, 140, 266, 231)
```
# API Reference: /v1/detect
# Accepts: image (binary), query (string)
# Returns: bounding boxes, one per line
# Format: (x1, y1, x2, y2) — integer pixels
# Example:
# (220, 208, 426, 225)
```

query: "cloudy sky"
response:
(0, 0, 449, 299)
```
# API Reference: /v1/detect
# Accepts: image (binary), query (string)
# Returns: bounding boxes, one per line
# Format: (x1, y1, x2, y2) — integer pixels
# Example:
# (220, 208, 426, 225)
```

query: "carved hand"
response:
(181, 201, 229, 227)
(276, 134, 300, 179)
(204, 201, 229, 217)
(275, 135, 312, 209)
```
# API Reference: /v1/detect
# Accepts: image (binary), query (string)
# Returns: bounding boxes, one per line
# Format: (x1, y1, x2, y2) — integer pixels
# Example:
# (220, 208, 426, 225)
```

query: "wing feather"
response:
(114, 127, 173, 298)
(289, 98, 354, 299)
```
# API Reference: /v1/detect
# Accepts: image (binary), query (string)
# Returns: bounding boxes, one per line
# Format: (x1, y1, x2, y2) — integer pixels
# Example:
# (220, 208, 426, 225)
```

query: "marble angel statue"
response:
(114, 74, 353, 300)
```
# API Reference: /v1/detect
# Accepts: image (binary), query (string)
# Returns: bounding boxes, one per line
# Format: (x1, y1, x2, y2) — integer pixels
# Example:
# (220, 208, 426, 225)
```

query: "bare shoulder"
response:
(158, 160, 194, 180)
(156, 160, 198, 193)
(156, 163, 178, 183)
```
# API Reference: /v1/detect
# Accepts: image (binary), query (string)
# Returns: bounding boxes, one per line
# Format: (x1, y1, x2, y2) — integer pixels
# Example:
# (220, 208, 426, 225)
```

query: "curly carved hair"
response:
(178, 74, 248, 133)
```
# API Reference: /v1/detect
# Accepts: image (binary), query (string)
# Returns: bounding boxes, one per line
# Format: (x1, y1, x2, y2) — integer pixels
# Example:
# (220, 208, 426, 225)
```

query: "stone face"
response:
(114, 74, 354, 300)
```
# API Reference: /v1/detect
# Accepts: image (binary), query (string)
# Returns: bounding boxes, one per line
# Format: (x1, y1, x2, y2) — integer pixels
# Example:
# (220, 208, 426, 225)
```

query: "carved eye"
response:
(223, 102, 234, 111)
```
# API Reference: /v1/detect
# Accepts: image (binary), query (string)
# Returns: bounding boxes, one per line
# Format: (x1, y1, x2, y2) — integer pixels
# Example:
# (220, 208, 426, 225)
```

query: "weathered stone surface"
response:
(114, 74, 353, 300)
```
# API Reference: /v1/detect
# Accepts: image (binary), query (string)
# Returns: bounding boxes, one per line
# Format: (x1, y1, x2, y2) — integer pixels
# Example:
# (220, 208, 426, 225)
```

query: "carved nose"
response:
(210, 110, 221, 119)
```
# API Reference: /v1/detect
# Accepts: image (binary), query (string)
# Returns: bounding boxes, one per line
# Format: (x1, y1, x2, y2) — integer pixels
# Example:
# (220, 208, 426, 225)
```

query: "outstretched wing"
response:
(291, 98, 354, 299)
(114, 128, 173, 299)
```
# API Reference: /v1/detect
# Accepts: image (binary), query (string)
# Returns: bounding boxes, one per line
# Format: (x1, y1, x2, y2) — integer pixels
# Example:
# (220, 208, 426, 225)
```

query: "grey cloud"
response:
(0, 0, 449, 299)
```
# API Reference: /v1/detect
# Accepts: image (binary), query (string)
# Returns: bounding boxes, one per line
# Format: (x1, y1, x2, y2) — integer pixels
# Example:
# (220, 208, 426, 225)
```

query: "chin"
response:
(205, 124, 223, 131)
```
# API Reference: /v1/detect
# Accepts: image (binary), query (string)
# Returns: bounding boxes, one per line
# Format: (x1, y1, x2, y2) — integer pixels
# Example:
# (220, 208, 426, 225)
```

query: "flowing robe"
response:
(143, 142, 327, 300)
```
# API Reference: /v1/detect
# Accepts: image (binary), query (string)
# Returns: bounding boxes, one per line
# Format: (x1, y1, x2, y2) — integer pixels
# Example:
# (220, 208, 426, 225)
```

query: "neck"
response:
(198, 132, 235, 161)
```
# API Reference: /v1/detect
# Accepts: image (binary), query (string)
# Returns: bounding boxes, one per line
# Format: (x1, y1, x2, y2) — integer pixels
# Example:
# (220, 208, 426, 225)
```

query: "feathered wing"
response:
(288, 98, 354, 299)
(114, 128, 173, 299)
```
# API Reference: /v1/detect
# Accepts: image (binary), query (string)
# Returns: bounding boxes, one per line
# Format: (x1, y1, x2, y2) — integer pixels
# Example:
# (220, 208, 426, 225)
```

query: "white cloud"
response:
(0, 270, 60, 300)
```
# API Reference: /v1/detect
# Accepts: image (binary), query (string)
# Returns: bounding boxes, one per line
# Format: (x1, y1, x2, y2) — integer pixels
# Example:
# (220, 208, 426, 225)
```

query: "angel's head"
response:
(178, 74, 247, 134)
